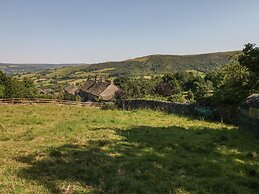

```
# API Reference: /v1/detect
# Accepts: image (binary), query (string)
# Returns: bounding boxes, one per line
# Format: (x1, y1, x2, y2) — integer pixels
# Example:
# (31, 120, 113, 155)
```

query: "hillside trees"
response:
(186, 77, 213, 100)
(114, 76, 160, 98)
(0, 71, 6, 97)
(155, 74, 181, 97)
(238, 43, 259, 91)
(211, 43, 259, 104)
(114, 72, 211, 102)
(212, 62, 250, 104)
(0, 71, 38, 98)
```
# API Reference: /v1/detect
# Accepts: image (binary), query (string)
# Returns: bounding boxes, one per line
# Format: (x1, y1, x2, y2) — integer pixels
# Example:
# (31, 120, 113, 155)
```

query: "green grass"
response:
(0, 104, 258, 193)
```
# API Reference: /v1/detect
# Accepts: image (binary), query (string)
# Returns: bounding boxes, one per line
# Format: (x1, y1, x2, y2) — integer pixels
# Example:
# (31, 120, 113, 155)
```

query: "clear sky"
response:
(0, 0, 259, 63)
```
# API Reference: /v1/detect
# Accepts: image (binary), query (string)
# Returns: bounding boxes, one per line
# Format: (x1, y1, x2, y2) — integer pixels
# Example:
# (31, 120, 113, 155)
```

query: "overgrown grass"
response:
(0, 104, 258, 193)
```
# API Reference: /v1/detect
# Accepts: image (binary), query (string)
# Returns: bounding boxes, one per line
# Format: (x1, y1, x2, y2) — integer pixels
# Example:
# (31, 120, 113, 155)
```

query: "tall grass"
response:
(0, 104, 258, 193)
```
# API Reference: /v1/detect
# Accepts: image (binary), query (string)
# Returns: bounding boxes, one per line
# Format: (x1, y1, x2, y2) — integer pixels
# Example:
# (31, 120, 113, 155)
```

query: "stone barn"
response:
(240, 94, 259, 137)
(78, 78, 121, 101)
(63, 85, 78, 95)
(63, 84, 78, 100)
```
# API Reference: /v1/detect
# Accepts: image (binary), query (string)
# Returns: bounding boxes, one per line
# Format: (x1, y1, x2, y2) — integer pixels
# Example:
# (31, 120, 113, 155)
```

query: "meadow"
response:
(0, 104, 258, 193)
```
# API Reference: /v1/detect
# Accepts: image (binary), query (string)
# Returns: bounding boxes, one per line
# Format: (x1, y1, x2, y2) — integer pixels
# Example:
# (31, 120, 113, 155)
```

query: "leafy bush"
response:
(213, 62, 250, 104)
(168, 93, 186, 103)
(0, 71, 38, 98)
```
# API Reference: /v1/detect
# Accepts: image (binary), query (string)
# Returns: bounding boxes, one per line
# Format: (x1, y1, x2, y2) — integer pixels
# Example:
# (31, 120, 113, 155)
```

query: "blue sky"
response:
(0, 0, 259, 63)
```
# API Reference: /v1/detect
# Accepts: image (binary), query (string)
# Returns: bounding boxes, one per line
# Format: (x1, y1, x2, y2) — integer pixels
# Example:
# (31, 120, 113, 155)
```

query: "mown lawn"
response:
(0, 104, 258, 194)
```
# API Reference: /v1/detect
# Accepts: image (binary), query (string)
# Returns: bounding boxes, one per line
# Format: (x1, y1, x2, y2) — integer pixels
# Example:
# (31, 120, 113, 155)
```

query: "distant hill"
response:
(42, 51, 240, 78)
(0, 63, 84, 75)
(1, 51, 240, 77)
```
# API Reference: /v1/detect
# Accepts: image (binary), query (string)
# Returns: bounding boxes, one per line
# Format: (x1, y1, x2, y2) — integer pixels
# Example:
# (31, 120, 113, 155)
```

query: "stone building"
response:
(78, 78, 121, 101)
(63, 85, 78, 95)
(63, 84, 78, 100)
(240, 94, 259, 137)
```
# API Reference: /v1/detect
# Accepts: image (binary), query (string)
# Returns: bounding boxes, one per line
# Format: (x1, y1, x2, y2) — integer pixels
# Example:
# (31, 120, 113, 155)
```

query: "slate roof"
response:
(80, 80, 96, 92)
(86, 81, 110, 96)
(241, 93, 259, 108)
(79, 79, 120, 97)
(64, 85, 78, 95)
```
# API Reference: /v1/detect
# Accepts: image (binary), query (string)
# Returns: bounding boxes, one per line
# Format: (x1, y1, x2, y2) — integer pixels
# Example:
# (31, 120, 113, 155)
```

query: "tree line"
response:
(115, 43, 259, 105)
(0, 72, 38, 98)
(0, 43, 258, 106)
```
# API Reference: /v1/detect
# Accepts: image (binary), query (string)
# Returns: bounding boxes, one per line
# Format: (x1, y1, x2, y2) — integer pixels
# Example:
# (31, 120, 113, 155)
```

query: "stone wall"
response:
(212, 105, 239, 125)
(116, 99, 239, 125)
(116, 99, 195, 115)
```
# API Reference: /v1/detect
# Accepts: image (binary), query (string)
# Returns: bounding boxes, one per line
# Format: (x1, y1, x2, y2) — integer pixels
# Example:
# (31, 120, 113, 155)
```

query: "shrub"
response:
(168, 93, 186, 103)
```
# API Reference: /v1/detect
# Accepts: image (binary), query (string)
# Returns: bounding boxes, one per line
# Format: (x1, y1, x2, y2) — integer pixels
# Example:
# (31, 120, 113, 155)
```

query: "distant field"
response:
(12, 51, 240, 90)
(0, 105, 258, 193)
(0, 63, 83, 75)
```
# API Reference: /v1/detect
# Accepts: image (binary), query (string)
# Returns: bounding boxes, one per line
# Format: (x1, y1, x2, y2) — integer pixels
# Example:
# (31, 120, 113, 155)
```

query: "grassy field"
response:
(0, 105, 258, 193)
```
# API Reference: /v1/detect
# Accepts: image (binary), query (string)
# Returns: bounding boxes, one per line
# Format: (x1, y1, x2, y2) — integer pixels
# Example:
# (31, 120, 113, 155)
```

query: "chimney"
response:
(110, 79, 114, 85)
(94, 75, 98, 82)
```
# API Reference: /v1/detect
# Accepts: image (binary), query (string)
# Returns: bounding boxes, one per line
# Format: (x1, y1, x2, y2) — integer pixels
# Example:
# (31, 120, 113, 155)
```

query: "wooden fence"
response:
(0, 98, 99, 106)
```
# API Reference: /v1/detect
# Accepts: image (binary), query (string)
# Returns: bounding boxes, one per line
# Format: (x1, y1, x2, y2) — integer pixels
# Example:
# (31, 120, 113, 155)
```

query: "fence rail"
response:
(0, 98, 99, 106)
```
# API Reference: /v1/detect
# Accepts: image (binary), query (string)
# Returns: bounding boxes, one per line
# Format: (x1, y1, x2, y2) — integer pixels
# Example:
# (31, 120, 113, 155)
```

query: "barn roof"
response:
(86, 81, 110, 96)
(80, 80, 96, 92)
(79, 79, 120, 97)
(241, 93, 259, 108)
(64, 85, 78, 95)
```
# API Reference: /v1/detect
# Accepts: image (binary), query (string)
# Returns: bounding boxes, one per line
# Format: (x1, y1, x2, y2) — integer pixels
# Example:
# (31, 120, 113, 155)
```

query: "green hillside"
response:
(39, 51, 240, 79)
(0, 63, 85, 75)
(11, 51, 240, 89)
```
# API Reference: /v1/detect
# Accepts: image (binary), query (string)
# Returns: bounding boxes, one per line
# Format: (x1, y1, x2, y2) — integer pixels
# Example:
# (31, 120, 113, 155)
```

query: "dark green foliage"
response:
(114, 72, 212, 102)
(206, 43, 259, 105)
(0, 70, 7, 84)
(239, 43, 259, 91)
(175, 71, 195, 90)
(210, 50, 254, 104)
(0, 71, 6, 97)
(205, 70, 220, 88)
(114, 90, 127, 100)
(239, 43, 259, 77)
(193, 80, 213, 99)
(0, 85, 4, 98)
(183, 76, 212, 100)
(85, 51, 239, 76)
(186, 90, 195, 102)
(63, 93, 76, 101)
(213, 62, 250, 104)
(9, 51, 238, 78)
(0, 71, 38, 98)
(114, 76, 160, 99)
(168, 93, 186, 103)
(155, 74, 181, 97)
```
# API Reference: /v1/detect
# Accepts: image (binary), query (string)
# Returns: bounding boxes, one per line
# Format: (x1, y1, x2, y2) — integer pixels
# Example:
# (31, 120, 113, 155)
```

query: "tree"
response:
(238, 43, 259, 91)
(174, 71, 195, 90)
(0, 71, 7, 84)
(184, 76, 212, 100)
(0, 71, 38, 98)
(186, 90, 195, 103)
(213, 62, 250, 104)
(239, 43, 259, 75)
(155, 74, 181, 97)
(0, 71, 6, 97)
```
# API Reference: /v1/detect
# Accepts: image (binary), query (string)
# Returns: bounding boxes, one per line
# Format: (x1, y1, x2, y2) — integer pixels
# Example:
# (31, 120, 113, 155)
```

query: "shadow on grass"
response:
(16, 125, 259, 193)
